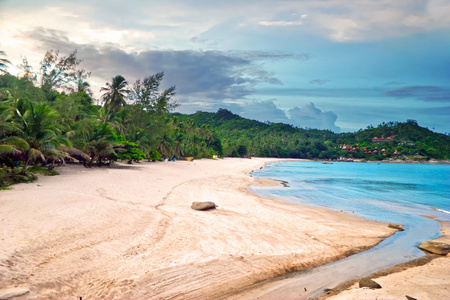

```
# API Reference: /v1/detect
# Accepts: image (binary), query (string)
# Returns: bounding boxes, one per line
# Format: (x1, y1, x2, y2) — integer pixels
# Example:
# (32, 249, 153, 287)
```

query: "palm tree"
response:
(184, 119, 195, 145)
(0, 51, 11, 75)
(86, 122, 119, 166)
(0, 100, 28, 169)
(13, 99, 71, 172)
(75, 79, 93, 96)
(157, 135, 175, 158)
(100, 75, 129, 122)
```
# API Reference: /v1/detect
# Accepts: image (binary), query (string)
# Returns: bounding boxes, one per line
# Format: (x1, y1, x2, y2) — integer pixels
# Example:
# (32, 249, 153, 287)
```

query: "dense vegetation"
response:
(1, 50, 449, 187)
(0, 50, 221, 187)
(176, 110, 450, 161)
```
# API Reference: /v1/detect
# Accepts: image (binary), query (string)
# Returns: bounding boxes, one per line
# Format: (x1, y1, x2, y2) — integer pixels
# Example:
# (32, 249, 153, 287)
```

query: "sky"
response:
(1, 0, 449, 133)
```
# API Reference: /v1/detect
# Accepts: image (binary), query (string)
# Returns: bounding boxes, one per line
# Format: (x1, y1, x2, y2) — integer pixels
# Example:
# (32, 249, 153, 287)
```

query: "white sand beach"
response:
(1, 157, 442, 299)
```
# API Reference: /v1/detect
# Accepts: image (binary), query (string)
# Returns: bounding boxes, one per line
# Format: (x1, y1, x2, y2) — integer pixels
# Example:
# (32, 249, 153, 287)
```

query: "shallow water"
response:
(249, 161, 450, 298)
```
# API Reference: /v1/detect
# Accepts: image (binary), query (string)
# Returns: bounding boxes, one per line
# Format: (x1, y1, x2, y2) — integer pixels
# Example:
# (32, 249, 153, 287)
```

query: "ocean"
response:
(251, 161, 450, 222)
(249, 161, 450, 296)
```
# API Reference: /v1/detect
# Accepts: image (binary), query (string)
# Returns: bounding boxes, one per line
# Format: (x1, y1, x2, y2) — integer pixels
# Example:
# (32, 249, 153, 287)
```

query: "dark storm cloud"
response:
(24, 27, 342, 132)
(26, 27, 293, 100)
(385, 85, 450, 102)
(27, 27, 72, 49)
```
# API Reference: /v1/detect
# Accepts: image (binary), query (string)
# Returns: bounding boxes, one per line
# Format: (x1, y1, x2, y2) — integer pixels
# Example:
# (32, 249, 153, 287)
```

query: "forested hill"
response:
(174, 109, 450, 160)
(175, 109, 335, 138)
(2, 49, 447, 188)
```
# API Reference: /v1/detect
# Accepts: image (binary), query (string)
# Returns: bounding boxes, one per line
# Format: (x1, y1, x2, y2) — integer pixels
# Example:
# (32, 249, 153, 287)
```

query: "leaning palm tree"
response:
(0, 51, 11, 75)
(157, 135, 175, 159)
(100, 75, 129, 122)
(14, 99, 71, 172)
(0, 101, 29, 169)
(86, 122, 121, 166)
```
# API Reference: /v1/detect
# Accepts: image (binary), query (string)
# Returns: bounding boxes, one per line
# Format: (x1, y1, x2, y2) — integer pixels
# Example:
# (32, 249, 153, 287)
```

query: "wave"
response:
(435, 208, 450, 214)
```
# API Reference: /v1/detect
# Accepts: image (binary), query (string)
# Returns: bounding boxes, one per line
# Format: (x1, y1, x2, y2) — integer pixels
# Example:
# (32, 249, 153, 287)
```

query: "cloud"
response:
(287, 102, 340, 132)
(258, 87, 384, 98)
(190, 36, 217, 46)
(25, 27, 300, 101)
(27, 27, 343, 131)
(383, 81, 406, 86)
(259, 20, 303, 26)
(309, 79, 330, 85)
(231, 50, 310, 62)
(385, 85, 450, 102)
(236, 100, 291, 124)
(422, 106, 450, 116)
(179, 100, 340, 132)
(304, 0, 450, 42)
(27, 27, 72, 49)
(4, 0, 450, 53)
(244, 101, 341, 132)
(177, 99, 290, 123)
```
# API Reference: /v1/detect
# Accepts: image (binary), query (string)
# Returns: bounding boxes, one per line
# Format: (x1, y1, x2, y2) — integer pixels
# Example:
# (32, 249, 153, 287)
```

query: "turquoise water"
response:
(249, 161, 450, 297)
(251, 161, 450, 222)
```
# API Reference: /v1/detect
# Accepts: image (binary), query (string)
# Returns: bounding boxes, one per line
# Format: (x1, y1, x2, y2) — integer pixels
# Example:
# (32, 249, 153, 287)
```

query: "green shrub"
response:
(148, 150, 161, 161)
(28, 166, 59, 176)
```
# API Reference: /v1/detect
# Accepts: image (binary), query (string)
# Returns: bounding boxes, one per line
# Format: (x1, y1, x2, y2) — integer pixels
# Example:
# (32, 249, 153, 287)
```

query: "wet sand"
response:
(321, 220, 450, 300)
(1, 158, 397, 299)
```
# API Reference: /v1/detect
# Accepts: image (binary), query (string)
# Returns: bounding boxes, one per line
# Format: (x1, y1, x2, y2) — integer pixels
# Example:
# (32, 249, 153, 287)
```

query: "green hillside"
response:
(2, 49, 448, 188)
(175, 110, 450, 161)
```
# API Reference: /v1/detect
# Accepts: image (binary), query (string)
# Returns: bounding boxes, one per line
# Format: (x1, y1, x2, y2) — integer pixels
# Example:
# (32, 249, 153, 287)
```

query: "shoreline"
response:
(0, 158, 440, 299)
(320, 218, 450, 299)
(247, 160, 449, 299)
(317, 158, 450, 165)
(244, 159, 449, 299)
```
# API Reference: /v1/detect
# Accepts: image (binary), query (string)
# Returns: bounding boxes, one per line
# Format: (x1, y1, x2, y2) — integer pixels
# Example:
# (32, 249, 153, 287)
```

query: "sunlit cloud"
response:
(288, 102, 340, 132)
(259, 20, 303, 26)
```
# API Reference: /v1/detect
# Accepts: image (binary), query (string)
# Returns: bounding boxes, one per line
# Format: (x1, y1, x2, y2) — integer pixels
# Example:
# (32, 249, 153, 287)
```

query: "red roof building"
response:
(372, 135, 394, 143)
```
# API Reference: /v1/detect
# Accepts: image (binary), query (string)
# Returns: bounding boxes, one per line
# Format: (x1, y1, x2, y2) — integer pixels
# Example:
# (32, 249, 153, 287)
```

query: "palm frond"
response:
(27, 148, 45, 162)
(0, 136, 29, 151)
(0, 144, 21, 156)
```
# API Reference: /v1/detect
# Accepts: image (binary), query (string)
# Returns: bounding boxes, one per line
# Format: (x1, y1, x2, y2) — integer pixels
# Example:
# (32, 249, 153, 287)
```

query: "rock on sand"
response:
(418, 241, 450, 255)
(191, 201, 217, 211)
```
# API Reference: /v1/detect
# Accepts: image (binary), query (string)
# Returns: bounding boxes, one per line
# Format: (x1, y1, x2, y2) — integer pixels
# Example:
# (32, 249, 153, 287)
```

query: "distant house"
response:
(341, 144, 358, 152)
(372, 135, 394, 143)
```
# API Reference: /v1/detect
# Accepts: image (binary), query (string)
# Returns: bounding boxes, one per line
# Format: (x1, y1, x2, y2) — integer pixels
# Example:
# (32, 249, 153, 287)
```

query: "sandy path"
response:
(0, 158, 394, 299)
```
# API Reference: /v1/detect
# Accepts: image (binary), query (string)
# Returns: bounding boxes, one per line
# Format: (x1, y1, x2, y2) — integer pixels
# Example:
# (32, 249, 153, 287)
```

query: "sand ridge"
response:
(0, 158, 395, 299)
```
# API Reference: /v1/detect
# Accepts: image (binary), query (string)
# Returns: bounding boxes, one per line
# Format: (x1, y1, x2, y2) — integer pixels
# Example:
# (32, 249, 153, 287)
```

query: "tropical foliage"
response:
(0, 51, 11, 75)
(0, 50, 220, 187)
(175, 110, 450, 161)
(1, 49, 449, 188)
(100, 75, 129, 121)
